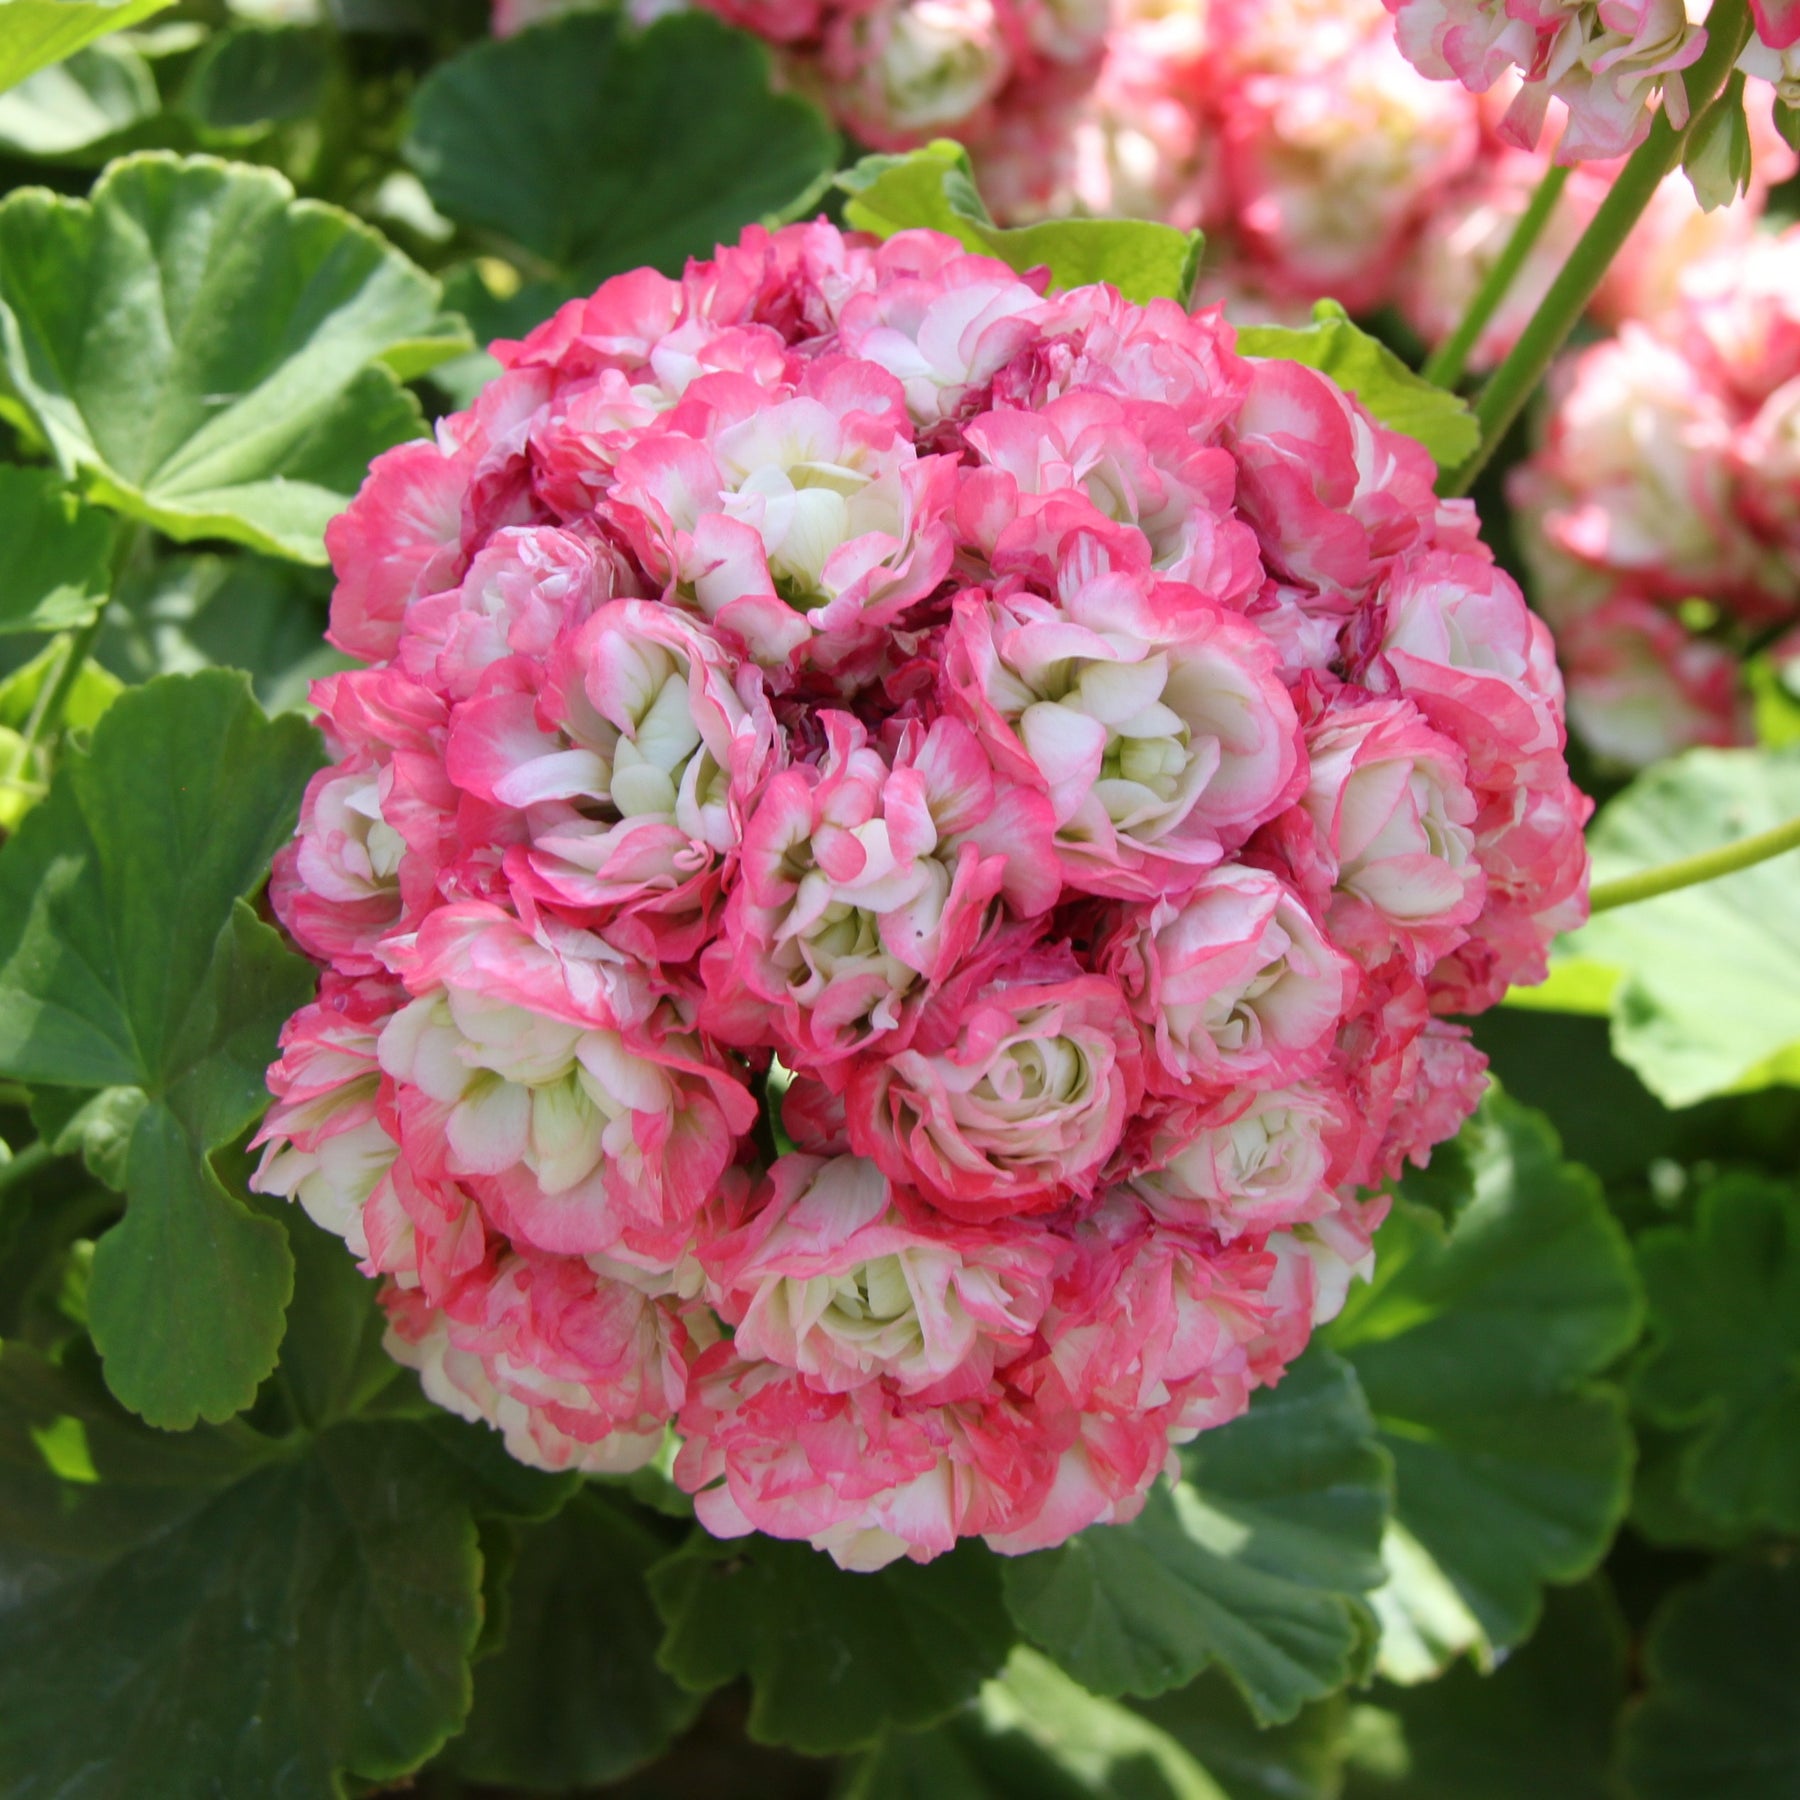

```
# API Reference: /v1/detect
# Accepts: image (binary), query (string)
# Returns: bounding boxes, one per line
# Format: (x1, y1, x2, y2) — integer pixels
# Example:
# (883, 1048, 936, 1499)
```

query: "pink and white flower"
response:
(1101, 863, 1352, 1095)
(844, 940, 1143, 1219)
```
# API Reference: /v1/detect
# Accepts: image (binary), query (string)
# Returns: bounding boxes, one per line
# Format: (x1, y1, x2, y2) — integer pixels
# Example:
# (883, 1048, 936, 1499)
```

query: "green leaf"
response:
(0, 39, 158, 160)
(1236, 302, 1479, 469)
(1342, 1580, 1627, 1800)
(649, 1534, 1015, 1754)
(439, 1490, 700, 1789)
(0, 463, 115, 635)
(1631, 1175, 1800, 1535)
(845, 1649, 1229, 1800)
(1619, 1557, 1800, 1800)
(0, 1342, 484, 1798)
(0, 152, 451, 563)
(1325, 1092, 1642, 1677)
(256, 1192, 395, 1433)
(180, 22, 329, 137)
(1133, 1675, 1349, 1800)
(405, 11, 837, 290)
(1001, 1346, 1389, 1724)
(89, 1091, 296, 1426)
(0, 0, 171, 96)
(840, 139, 1202, 306)
(98, 551, 344, 714)
(0, 672, 325, 1424)
(1555, 746, 1800, 1106)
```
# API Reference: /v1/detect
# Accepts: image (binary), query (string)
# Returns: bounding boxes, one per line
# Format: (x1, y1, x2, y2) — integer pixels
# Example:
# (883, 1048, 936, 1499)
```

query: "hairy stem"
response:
(1440, 0, 1754, 498)
(1587, 810, 1800, 913)
(1423, 164, 1570, 393)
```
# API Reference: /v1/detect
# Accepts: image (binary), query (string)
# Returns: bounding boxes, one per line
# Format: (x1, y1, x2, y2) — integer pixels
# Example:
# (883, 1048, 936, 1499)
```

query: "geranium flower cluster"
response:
(964, 0, 1789, 364)
(493, 0, 1111, 154)
(253, 221, 1587, 1570)
(1382, 0, 1800, 164)
(976, 0, 1480, 316)
(1513, 223, 1800, 766)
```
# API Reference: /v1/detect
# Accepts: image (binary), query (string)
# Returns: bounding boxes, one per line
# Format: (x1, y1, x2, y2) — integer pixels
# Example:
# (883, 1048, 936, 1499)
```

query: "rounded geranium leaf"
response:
(1553, 746, 1800, 1107)
(0, 1345, 483, 1798)
(1619, 1557, 1800, 1800)
(0, 153, 456, 562)
(1631, 1174, 1800, 1535)
(0, 464, 116, 636)
(0, 672, 325, 1426)
(0, 0, 170, 95)
(1000, 1345, 1391, 1724)
(438, 1490, 700, 1789)
(0, 39, 161, 162)
(649, 1534, 1015, 1755)
(1341, 1581, 1627, 1800)
(1325, 1093, 1642, 1679)
(405, 11, 837, 290)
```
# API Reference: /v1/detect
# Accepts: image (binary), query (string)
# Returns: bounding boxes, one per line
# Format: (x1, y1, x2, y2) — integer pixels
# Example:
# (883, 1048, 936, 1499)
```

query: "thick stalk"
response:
(0, 1141, 54, 1198)
(0, 522, 144, 801)
(1422, 164, 1571, 392)
(1441, 0, 1754, 497)
(1587, 810, 1800, 913)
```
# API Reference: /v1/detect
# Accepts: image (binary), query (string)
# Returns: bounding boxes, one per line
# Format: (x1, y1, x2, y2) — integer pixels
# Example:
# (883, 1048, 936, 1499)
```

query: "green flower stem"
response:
(0, 1140, 53, 1197)
(1587, 809, 1800, 913)
(4, 521, 145, 797)
(1422, 163, 1570, 393)
(25, 608, 107, 748)
(1440, 0, 1753, 498)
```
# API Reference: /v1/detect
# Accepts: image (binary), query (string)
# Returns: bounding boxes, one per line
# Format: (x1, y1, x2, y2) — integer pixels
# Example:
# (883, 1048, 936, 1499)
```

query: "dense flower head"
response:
(256, 218, 1585, 1568)
(1514, 222, 1800, 766)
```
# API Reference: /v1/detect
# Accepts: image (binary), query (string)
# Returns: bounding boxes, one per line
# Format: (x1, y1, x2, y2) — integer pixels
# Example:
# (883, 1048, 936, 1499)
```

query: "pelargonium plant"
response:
(252, 220, 1585, 1567)
(6, 2, 1800, 1794)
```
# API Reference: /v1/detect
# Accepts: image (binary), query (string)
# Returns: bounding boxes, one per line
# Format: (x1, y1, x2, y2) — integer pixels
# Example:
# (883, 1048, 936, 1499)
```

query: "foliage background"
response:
(0, 3, 1797, 1796)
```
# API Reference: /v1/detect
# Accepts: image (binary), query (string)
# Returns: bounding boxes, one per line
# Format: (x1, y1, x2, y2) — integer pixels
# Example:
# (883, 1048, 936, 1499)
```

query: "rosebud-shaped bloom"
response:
(609, 360, 959, 669)
(675, 1351, 1063, 1567)
(1130, 1082, 1348, 1239)
(1101, 864, 1352, 1097)
(1279, 688, 1484, 968)
(1385, 0, 1705, 162)
(1207, 0, 1481, 314)
(945, 527, 1301, 898)
(705, 712, 1058, 1066)
(1511, 324, 1744, 605)
(1230, 359, 1442, 604)
(446, 600, 778, 958)
(959, 392, 1264, 599)
(380, 905, 754, 1261)
(701, 1153, 1056, 1394)
(826, 0, 1013, 147)
(252, 975, 403, 1261)
(382, 1251, 693, 1473)
(397, 524, 621, 702)
(1552, 593, 1750, 766)
(1033, 1190, 1273, 1441)
(1352, 547, 1565, 789)
(845, 941, 1143, 1218)
(274, 669, 454, 973)
(837, 243, 1048, 425)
